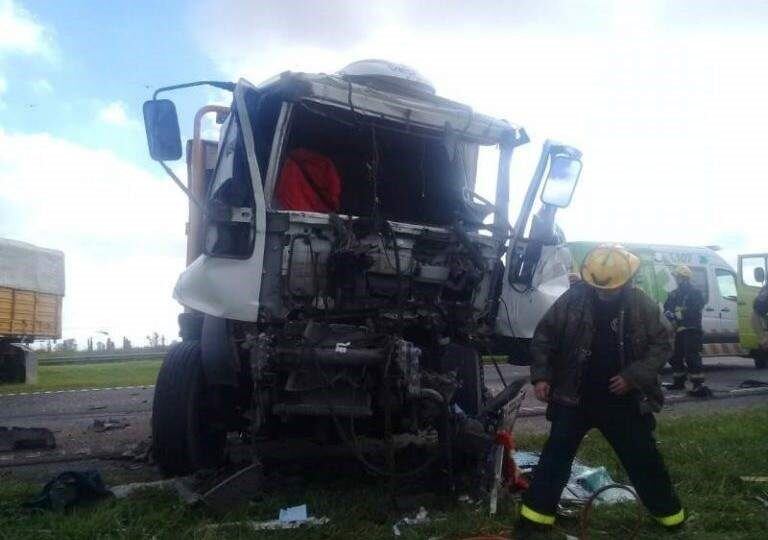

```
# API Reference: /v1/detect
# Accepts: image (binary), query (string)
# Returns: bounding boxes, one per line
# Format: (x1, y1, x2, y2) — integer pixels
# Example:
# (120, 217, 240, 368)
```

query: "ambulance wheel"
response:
(152, 341, 226, 475)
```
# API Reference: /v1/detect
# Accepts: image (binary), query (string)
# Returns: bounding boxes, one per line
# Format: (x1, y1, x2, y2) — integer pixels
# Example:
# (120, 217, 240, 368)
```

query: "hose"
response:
(578, 483, 642, 540)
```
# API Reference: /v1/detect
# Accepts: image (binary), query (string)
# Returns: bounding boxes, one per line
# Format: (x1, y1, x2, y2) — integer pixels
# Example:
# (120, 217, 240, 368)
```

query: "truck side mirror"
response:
(541, 155, 582, 208)
(755, 267, 766, 284)
(143, 99, 182, 161)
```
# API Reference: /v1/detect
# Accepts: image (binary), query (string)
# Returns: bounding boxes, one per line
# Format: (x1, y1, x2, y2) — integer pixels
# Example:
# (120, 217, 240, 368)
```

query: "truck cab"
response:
(142, 60, 582, 475)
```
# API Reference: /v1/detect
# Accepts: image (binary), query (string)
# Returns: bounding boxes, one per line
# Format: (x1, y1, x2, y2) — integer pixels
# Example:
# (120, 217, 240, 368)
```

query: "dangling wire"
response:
(369, 125, 381, 224)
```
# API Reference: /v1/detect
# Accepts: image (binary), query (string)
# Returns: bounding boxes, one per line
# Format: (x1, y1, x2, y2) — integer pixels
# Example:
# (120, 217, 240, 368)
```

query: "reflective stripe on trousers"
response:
(520, 504, 555, 525)
(655, 508, 686, 527)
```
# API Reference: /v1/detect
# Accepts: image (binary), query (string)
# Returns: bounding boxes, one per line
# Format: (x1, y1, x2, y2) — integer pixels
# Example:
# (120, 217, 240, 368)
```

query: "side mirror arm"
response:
(159, 161, 206, 214)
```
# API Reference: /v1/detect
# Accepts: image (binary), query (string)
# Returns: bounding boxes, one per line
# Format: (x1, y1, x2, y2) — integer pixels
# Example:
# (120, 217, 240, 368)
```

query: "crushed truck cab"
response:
(143, 60, 582, 477)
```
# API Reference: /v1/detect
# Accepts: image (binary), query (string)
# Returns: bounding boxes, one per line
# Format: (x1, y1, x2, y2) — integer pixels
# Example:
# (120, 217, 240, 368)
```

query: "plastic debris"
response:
(516, 451, 636, 506)
(202, 505, 327, 532)
(202, 517, 329, 532)
(279, 504, 308, 523)
(111, 477, 200, 505)
(393, 507, 430, 537)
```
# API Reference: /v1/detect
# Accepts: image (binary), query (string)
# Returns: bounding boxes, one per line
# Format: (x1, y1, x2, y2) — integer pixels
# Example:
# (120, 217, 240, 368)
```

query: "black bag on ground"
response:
(23, 470, 112, 511)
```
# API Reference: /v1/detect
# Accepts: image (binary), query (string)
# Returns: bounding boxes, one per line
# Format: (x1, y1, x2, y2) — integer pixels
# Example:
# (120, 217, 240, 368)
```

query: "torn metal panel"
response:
(240, 72, 525, 146)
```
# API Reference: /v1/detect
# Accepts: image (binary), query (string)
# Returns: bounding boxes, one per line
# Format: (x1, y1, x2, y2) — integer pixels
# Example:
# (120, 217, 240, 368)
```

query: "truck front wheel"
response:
(152, 341, 226, 475)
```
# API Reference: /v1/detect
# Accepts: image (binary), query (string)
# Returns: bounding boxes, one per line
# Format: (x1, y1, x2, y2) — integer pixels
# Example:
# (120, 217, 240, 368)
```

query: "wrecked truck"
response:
(142, 60, 581, 477)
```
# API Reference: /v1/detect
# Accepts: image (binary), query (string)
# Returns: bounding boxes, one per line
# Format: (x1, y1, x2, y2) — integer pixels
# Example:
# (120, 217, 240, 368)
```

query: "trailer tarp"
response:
(0, 238, 65, 296)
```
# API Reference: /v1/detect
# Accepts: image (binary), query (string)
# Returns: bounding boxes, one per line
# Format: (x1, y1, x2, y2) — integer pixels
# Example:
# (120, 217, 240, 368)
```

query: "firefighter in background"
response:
(664, 265, 708, 396)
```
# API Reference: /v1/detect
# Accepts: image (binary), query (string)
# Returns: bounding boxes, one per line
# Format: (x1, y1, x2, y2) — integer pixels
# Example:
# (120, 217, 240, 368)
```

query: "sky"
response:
(0, 0, 766, 347)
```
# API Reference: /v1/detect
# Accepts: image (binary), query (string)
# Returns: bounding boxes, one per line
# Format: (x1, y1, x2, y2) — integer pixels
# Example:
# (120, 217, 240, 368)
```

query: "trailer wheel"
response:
(152, 341, 226, 475)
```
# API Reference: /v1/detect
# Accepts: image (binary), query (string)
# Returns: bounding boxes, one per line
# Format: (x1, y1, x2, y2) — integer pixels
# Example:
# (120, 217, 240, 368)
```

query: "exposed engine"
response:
(245, 209, 507, 448)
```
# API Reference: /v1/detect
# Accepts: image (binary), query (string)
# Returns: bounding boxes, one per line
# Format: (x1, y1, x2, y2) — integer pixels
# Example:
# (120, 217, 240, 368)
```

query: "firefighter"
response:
(518, 245, 684, 537)
(663, 265, 708, 395)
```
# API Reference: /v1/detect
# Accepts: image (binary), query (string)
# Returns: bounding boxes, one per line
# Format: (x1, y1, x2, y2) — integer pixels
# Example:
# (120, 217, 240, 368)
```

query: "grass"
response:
(0, 359, 162, 395)
(1, 407, 767, 539)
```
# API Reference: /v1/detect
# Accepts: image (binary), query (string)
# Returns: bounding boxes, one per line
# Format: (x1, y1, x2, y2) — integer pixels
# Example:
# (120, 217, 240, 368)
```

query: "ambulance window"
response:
(715, 269, 737, 301)
(687, 267, 709, 303)
(742, 256, 767, 288)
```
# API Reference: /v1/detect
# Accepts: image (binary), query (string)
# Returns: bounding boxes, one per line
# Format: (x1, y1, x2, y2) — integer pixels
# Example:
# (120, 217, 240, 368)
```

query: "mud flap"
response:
(201, 315, 238, 387)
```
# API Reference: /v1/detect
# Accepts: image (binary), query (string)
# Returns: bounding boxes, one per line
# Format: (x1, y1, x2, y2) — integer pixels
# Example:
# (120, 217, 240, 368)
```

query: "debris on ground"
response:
(489, 430, 529, 515)
(393, 506, 431, 537)
(516, 451, 636, 507)
(202, 517, 330, 532)
(119, 439, 152, 463)
(741, 476, 768, 483)
(279, 504, 308, 522)
(687, 385, 714, 398)
(23, 470, 111, 511)
(739, 380, 768, 389)
(0, 426, 56, 452)
(201, 504, 329, 532)
(201, 463, 263, 513)
(110, 477, 201, 504)
(89, 418, 130, 432)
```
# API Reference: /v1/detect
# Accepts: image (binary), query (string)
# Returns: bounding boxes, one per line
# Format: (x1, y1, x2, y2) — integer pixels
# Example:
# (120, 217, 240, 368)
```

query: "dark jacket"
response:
(755, 285, 768, 318)
(530, 282, 673, 414)
(663, 283, 705, 331)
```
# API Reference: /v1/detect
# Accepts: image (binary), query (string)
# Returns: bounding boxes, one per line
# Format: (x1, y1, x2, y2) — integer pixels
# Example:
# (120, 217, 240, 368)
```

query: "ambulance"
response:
(737, 253, 768, 368)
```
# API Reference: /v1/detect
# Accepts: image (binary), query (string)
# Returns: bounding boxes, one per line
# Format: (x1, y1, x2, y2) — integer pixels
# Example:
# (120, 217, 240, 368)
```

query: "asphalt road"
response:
(1, 357, 766, 472)
(484, 355, 768, 416)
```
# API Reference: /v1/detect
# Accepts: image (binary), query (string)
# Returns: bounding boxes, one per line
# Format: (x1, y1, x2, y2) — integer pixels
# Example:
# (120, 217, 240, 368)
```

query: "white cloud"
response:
(98, 100, 132, 127)
(193, 0, 767, 260)
(0, 0, 54, 58)
(0, 128, 188, 345)
(30, 77, 52, 95)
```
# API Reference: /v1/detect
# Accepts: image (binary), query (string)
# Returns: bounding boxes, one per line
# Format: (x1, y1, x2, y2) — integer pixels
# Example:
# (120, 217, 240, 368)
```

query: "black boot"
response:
(516, 518, 566, 539)
(688, 383, 712, 398)
(666, 377, 686, 391)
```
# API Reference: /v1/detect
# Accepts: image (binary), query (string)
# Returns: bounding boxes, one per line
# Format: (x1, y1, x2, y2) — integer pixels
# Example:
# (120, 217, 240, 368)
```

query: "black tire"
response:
(152, 341, 226, 475)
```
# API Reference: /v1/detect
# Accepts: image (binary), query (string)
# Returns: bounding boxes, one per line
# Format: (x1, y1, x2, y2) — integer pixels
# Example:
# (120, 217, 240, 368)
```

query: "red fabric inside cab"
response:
(275, 148, 342, 212)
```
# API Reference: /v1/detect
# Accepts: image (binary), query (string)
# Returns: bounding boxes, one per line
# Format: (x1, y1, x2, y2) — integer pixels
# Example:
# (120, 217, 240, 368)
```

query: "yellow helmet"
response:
(581, 244, 640, 290)
(672, 265, 693, 279)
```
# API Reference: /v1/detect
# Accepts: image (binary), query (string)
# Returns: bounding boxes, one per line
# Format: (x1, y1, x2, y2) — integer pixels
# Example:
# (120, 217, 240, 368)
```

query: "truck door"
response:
(738, 254, 768, 351)
(714, 267, 739, 340)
